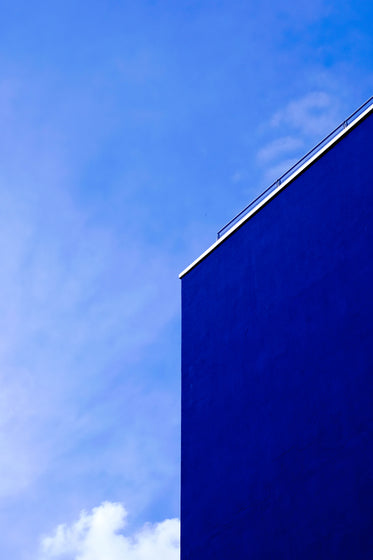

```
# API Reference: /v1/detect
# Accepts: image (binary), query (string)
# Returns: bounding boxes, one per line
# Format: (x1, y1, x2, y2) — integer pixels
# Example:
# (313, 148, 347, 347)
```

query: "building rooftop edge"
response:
(179, 99, 373, 279)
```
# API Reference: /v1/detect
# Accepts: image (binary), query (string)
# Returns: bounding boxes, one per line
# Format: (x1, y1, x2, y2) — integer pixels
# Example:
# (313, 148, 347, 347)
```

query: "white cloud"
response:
(40, 502, 180, 560)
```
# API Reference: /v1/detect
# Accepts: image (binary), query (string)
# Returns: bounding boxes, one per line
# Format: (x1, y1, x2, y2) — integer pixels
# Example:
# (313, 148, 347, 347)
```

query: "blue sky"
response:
(0, 1, 372, 558)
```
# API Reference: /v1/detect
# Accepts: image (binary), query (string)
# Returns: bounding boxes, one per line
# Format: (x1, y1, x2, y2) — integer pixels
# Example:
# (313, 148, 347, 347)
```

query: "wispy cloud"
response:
(257, 136, 304, 164)
(0, 177, 180, 498)
(270, 91, 340, 137)
(255, 91, 342, 185)
(262, 158, 300, 185)
(0, 74, 181, 555)
(40, 502, 180, 560)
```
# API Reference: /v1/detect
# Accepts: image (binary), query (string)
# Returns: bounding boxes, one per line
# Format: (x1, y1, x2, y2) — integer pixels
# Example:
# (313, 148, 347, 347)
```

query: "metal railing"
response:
(217, 95, 373, 239)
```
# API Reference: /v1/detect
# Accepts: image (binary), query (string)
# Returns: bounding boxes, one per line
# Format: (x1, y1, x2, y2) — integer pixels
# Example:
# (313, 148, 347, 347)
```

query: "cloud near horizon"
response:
(40, 502, 180, 560)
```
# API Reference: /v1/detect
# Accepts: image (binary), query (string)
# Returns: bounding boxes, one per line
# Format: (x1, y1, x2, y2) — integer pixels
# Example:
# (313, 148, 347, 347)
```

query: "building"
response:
(180, 99, 373, 559)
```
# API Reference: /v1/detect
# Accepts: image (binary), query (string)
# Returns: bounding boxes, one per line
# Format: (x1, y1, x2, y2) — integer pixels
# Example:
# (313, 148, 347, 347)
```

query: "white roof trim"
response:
(179, 102, 373, 279)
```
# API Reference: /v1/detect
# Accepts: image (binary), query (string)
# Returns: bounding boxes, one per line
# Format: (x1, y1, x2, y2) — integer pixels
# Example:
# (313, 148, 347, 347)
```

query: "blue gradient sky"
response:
(0, 1, 372, 558)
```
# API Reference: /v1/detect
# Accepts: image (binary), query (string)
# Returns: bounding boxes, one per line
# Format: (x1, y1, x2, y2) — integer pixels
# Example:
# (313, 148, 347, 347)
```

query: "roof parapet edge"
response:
(179, 98, 373, 279)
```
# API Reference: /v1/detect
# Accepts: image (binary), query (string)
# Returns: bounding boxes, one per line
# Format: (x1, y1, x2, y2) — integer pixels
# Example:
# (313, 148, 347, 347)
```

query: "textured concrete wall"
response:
(181, 112, 373, 559)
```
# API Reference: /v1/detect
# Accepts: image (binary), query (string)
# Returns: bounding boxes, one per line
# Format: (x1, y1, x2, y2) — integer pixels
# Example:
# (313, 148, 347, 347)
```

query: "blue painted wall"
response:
(181, 113, 373, 559)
